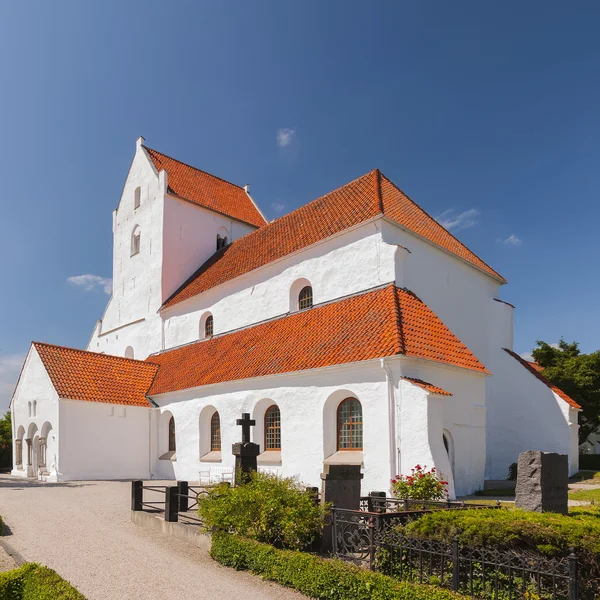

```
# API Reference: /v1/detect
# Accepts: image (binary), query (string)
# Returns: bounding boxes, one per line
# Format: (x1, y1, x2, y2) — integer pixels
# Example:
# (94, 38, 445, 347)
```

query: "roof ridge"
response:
(374, 168, 384, 214)
(144, 146, 245, 191)
(388, 284, 405, 355)
(33, 341, 157, 366)
(379, 172, 505, 283)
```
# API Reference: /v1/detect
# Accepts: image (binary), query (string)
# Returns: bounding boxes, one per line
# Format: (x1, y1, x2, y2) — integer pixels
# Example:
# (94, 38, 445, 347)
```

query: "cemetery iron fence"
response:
(331, 506, 587, 600)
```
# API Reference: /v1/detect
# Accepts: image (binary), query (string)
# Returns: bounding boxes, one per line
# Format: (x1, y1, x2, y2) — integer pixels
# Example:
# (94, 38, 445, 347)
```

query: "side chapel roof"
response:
(144, 146, 267, 228)
(147, 284, 488, 396)
(503, 348, 581, 409)
(33, 342, 158, 407)
(162, 168, 505, 309)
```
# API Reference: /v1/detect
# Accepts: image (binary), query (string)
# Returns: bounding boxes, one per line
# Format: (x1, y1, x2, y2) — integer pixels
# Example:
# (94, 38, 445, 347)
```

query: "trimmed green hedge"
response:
(0, 563, 85, 599)
(579, 454, 600, 471)
(211, 532, 467, 600)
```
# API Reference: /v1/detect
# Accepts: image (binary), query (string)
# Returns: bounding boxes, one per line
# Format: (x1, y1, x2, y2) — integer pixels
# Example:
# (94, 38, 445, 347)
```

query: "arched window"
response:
(134, 186, 141, 209)
(131, 226, 141, 256)
(124, 346, 134, 359)
(28, 402, 32, 418)
(205, 315, 214, 338)
(32, 401, 37, 417)
(264, 405, 281, 450)
(216, 234, 228, 251)
(298, 286, 313, 310)
(168, 416, 176, 452)
(210, 411, 221, 451)
(337, 398, 363, 450)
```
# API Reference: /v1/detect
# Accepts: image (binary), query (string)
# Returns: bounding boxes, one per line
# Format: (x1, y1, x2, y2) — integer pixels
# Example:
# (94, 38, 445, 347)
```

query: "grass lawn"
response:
(571, 470, 600, 482)
(569, 487, 600, 502)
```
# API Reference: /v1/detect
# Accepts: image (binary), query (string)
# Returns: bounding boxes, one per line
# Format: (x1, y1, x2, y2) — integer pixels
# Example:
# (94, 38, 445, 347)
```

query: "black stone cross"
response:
(236, 413, 256, 443)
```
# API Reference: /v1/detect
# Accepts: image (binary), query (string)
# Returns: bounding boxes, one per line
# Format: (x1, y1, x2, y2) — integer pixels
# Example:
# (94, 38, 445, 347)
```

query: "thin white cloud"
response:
(436, 208, 479, 232)
(271, 202, 285, 214)
(67, 274, 112, 295)
(276, 128, 296, 148)
(0, 353, 26, 412)
(497, 234, 522, 246)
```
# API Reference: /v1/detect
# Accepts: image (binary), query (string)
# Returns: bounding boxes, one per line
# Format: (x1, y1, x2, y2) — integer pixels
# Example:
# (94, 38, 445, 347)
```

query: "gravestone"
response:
(320, 464, 363, 551)
(515, 450, 568, 514)
(232, 412, 260, 486)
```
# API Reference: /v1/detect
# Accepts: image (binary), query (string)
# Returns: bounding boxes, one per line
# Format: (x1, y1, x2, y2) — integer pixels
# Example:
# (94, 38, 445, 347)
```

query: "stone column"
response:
(15, 439, 23, 468)
(39, 437, 46, 468)
(26, 438, 32, 466)
(320, 464, 363, 552)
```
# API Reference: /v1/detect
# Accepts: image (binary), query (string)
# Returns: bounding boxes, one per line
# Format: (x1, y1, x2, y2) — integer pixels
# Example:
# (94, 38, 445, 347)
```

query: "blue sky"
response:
(1, 1, 599, 410)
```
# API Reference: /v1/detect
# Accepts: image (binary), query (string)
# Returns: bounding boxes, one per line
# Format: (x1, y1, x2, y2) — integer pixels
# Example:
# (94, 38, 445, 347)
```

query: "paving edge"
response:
(0, 524, 27, 567)
(131, 511, 212, 552)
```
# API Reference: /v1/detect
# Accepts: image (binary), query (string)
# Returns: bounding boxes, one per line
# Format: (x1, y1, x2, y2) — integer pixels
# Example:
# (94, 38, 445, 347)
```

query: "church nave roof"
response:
(162, 168, 505, 310)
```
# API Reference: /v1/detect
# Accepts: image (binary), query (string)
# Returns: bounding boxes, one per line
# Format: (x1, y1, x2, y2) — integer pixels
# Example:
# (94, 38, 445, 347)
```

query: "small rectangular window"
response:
(134, 187, 141, 209)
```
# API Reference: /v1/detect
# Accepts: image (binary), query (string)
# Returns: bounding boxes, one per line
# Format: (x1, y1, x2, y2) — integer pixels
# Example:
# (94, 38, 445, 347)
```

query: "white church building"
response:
(10, 138, 580, 496)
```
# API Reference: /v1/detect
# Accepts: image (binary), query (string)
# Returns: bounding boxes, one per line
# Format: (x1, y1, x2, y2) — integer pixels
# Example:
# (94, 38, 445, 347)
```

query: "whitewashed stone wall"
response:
(11, 346, 60, 481)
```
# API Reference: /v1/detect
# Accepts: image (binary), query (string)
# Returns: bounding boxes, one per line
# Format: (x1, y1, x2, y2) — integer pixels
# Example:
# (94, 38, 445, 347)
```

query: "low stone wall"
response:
(130, 511, 212, 552)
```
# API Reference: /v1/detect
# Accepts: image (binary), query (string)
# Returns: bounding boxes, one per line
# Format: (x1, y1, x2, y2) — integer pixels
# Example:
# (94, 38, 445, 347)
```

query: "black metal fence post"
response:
(368, 517, 376, 570)
(165, 486, 179, 522)
(568, 548, 578, 600)
(452, 535, 460, 592)
(131, 480, 143, 511)
(177, 481, 189, 512)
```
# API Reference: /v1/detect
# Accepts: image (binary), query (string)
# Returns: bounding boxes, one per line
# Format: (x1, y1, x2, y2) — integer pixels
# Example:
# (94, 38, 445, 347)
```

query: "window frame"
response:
(298, 285, 313, 310)
(336, 397, 363, 451)
(205, 315, 214, 338)
(168, 416, 176, 453)
(134, 186, 141, 210)
(264, 405, 281, 451)
(210, 411, 221, 452)
(131, 226, 141, 256)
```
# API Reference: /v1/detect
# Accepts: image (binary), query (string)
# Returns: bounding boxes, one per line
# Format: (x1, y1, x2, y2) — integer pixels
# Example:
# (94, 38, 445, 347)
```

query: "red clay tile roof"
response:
(402, 377, 452, 396)
(503, 348, 581, 409)
(144, 146, 267, 228)
(162, 169, 504, 309)
(33, 342, 158, 407)
(149, 285, 487, 396)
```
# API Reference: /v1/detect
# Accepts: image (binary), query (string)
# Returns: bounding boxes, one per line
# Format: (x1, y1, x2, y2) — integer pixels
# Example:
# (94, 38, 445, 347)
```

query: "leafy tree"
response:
(0, 411, 12, 470)
(532, 340, 600, 444)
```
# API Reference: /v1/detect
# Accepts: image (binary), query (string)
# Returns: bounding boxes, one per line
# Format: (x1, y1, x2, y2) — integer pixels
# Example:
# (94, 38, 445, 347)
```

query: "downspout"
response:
(380, 358, 398, 484)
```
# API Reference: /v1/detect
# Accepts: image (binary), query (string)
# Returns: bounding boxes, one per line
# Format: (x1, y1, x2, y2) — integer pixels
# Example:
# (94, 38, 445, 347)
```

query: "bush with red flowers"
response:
(390, 465, 448, 500)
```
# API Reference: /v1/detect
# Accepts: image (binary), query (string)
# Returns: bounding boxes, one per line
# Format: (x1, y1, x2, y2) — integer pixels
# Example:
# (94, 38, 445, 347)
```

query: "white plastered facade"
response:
(11, 139, 579, 490)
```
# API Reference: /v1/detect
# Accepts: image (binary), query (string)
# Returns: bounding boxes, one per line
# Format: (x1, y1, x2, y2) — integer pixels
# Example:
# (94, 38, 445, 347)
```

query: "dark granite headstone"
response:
(515, 450, 568, 514)
(320, 464, 363, 551)
(232, 412, 259, 486)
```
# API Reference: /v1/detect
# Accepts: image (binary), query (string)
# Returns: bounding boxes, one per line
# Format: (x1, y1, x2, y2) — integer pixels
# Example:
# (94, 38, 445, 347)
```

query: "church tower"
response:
(87, 137, 266, 359)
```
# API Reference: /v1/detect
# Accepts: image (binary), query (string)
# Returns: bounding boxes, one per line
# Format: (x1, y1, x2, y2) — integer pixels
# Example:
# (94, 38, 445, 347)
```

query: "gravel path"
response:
(0, 476, 306, 600)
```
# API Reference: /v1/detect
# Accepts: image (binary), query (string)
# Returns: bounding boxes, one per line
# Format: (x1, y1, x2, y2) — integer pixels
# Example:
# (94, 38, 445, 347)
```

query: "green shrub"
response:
(0, 563, 85, 599)
(391, 465, 448, 500)
(198, 471, 328, 550)
(507, 462, 518, 480)
(211, 532, 468, 600)
(580, 454, 600, 471)
(398, 508, 600, 584)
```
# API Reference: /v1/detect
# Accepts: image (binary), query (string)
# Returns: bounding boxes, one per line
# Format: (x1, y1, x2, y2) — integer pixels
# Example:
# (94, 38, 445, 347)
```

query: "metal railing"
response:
(331, 507, 588, 600)
(359, 493, 500, 513)
(131, 480, 214, 525)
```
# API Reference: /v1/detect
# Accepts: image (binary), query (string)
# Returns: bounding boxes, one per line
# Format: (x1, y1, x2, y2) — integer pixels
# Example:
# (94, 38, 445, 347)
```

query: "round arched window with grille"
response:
(264, 405, 281, 450)
(337, 398, 363, 450)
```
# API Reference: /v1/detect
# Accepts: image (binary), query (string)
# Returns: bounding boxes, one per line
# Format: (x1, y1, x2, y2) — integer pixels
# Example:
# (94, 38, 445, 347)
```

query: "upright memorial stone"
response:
(320, 464, 363, 552)
(232, 412, 260, 486)
(515, 450, 568, 514)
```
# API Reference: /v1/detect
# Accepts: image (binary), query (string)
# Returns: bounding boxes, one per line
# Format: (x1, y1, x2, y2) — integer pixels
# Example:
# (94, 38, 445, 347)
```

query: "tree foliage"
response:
(0, 411, 12, 470)
(532, 339, 600, 444)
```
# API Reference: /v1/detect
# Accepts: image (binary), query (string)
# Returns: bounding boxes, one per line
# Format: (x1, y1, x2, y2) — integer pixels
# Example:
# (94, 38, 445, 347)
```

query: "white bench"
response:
(198, 466, 234, 484)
